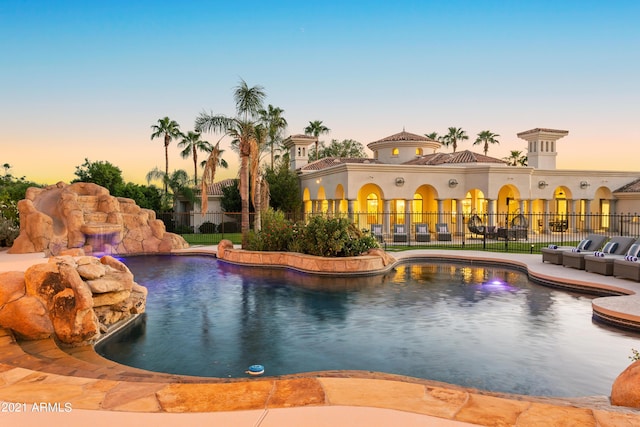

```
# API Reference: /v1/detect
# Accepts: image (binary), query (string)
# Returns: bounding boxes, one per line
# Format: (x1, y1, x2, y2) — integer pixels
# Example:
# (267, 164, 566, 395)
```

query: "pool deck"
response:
(1, 247, 640, 426)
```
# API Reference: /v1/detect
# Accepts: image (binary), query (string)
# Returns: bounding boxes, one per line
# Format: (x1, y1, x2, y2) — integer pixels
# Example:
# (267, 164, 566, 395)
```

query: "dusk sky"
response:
(1, 0, 638, 186)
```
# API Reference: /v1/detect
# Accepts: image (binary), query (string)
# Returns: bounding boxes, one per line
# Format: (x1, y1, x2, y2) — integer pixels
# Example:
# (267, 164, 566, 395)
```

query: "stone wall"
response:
(216, 240, 397, 275)
(9, 181, 189, 256)
(0, 253, 146, 346)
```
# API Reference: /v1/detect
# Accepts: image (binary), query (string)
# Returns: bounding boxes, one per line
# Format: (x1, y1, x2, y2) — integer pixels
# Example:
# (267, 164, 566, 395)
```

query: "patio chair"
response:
(613, 256, 640, 281)
(393, 223, 408, 243)
(435, 223, 452, 241)
(415, 223, 431, 242)
(563, 236, 634, 270)
(370, 224, 383, 243)
(541, 234, 607, 265)
(584, 237, 640, 276)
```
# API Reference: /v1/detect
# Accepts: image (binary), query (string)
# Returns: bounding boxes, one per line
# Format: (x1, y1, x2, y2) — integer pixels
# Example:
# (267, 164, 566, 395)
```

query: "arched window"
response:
(415, 148, 423, 156)
(392, 148, 399, 156)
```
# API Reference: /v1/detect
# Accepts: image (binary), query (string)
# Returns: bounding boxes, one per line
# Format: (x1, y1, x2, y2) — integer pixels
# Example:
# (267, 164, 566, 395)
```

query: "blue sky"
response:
(1, 0, 638, 184)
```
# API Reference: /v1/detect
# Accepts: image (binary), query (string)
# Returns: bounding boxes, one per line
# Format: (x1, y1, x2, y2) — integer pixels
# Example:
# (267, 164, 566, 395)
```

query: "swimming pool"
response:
(97, 255, 640, 397)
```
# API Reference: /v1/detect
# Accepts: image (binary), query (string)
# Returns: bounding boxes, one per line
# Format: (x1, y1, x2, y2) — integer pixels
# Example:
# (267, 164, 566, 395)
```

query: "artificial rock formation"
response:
(9, 181, 189, 256)
(611, 360, 640, 408)
(0, 254, 147, 346)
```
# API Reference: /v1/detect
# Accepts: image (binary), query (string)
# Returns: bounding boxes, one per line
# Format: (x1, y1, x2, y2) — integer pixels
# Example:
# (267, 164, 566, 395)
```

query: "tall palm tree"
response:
(259, 104, 288, 169)
(474, 130, 500, 156)
(177, 131, 213, 186)
(503, 150, 527, 166)
(150, 117, 181, 194)
(443, 127, 468, 153)
(304, 120, 330, 161)
(195, 79, 266, 247)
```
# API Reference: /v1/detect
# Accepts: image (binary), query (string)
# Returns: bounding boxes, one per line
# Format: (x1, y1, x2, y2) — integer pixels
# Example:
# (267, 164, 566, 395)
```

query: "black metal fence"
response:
(158, 211, 640, 253)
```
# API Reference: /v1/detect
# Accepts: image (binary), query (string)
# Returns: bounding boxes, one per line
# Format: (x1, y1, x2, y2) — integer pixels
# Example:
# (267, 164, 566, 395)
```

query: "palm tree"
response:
(442, 127, 468, 153)
(425, 132, 441, 141)
(178, 131, 213, 186)
(199, 142, 227, 214)
(503, 150, 527, 166)
(304, 120, 330, 161)
(150, 117, 181, 194)
(474, 130, 500, 156)
(259, 104, 288, 169)
(145, 168, 194, 211)
(195, 79, 266, 247)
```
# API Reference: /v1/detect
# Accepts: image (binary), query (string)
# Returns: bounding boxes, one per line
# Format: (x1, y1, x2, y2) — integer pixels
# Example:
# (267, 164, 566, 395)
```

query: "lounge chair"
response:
(563, 236, 634, 270)
(435, 223, 452, 241)
(414, 223, 431, 242)
(393, 223, 408, 243)
(370, 224, 383, 243)
(584, 238, 640, 276)
(613, 257, 640, 281)
(541, 234, 607, 265)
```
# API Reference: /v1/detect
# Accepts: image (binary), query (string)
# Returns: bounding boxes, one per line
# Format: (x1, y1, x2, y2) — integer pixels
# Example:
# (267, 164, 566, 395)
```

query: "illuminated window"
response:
(392, 148, 399, 156)
(415, 148, 423, 156)
(367, 193, 379, 224)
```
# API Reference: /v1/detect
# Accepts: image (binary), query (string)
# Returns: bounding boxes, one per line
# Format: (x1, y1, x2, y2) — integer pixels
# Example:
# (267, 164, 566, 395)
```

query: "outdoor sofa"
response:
(541, 234, 607, 265)
(584, 238, 640, 276)
(613, 258, 640, 282)
(562, 236, 635, 270)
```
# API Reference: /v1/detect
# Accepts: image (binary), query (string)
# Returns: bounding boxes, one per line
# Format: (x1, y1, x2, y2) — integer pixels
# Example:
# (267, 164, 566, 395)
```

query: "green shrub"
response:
(246, 209, 294, 251)
(0, 199, 19, 247)
(292, 216, 379, 257)
(198, 221, 217, 234)
(631, 348, 640, 362)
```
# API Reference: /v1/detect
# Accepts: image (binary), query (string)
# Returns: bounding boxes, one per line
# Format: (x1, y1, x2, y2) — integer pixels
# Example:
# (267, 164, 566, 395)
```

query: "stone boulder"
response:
(611, 360, 640, 408)
(0, 254, 148, 346)
(9, 181, 189, 256)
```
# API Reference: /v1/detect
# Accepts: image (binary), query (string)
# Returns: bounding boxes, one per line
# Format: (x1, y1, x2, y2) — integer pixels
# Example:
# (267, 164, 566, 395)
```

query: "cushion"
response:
(625, 255, 639, 262)
(395, 225, 404, 233)
(571, 248, 581, 252)
(438, 226, 448, 233)
(548, 244, 558, 249)
(371, 225, 381, 233)
(602, 242, 619, 254)
(417, 225, 427, 233)
(577, 239, 591, 251)
(626, 243, 640, 258)
(594, 251, 606, 257)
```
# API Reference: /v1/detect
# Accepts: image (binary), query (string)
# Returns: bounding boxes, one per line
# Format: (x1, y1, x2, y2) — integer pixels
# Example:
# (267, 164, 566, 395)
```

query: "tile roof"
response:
(300, 157, 382, 171)
(204, 178, 237, 196)
(403, 150, 507, 165)
(614, 178, 640, 193)
(370, 130, 436, 144)
(516, 128, 569, 137)
(287, 134, 317, 140)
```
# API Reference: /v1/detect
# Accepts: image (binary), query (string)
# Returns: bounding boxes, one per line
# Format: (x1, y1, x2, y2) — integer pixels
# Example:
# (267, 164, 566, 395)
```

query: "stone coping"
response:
(216, 245, 396, 276)
(2, 248, 640, 425)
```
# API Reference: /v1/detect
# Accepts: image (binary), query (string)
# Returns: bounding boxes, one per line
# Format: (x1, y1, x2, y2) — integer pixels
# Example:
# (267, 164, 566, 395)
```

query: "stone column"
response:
(456, 199, 464, 236)
(541, 199, 550, 233)
(383, 199, 391, 237)
(347, 199, 357, 224)
(335, 199, 342, 217)
(570, 199, 579, 232)
(436, 199, 444, 224)
(327, 200, 335, 217)
(404, 198, 412, 232)
(609, 199, 619, 233)
(486, 199, 496, 227)
(584, 199, 593, 232)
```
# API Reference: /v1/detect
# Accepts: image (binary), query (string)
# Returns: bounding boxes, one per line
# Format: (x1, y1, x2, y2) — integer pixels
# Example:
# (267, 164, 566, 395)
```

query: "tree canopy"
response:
(308, 139, 367, 160)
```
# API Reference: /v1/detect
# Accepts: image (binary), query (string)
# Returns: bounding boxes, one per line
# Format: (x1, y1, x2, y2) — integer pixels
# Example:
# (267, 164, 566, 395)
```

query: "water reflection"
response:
(97, 255, 640, 397)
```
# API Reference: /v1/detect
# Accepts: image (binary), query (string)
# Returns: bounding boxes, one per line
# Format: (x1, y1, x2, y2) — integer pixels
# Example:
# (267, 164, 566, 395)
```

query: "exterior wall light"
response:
(580, 181, 590, 189)
(448, 179, 458, 188)
(538, 180, 548, 189)
(395, 177, 405, 186)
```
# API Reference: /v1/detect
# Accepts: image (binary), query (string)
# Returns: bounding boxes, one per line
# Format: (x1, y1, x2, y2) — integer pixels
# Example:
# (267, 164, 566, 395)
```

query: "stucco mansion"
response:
(193, 128, 640, 238)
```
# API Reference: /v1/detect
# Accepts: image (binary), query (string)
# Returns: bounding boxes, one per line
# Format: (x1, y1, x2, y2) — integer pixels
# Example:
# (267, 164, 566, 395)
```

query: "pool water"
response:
(97, 255, 640, 397)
